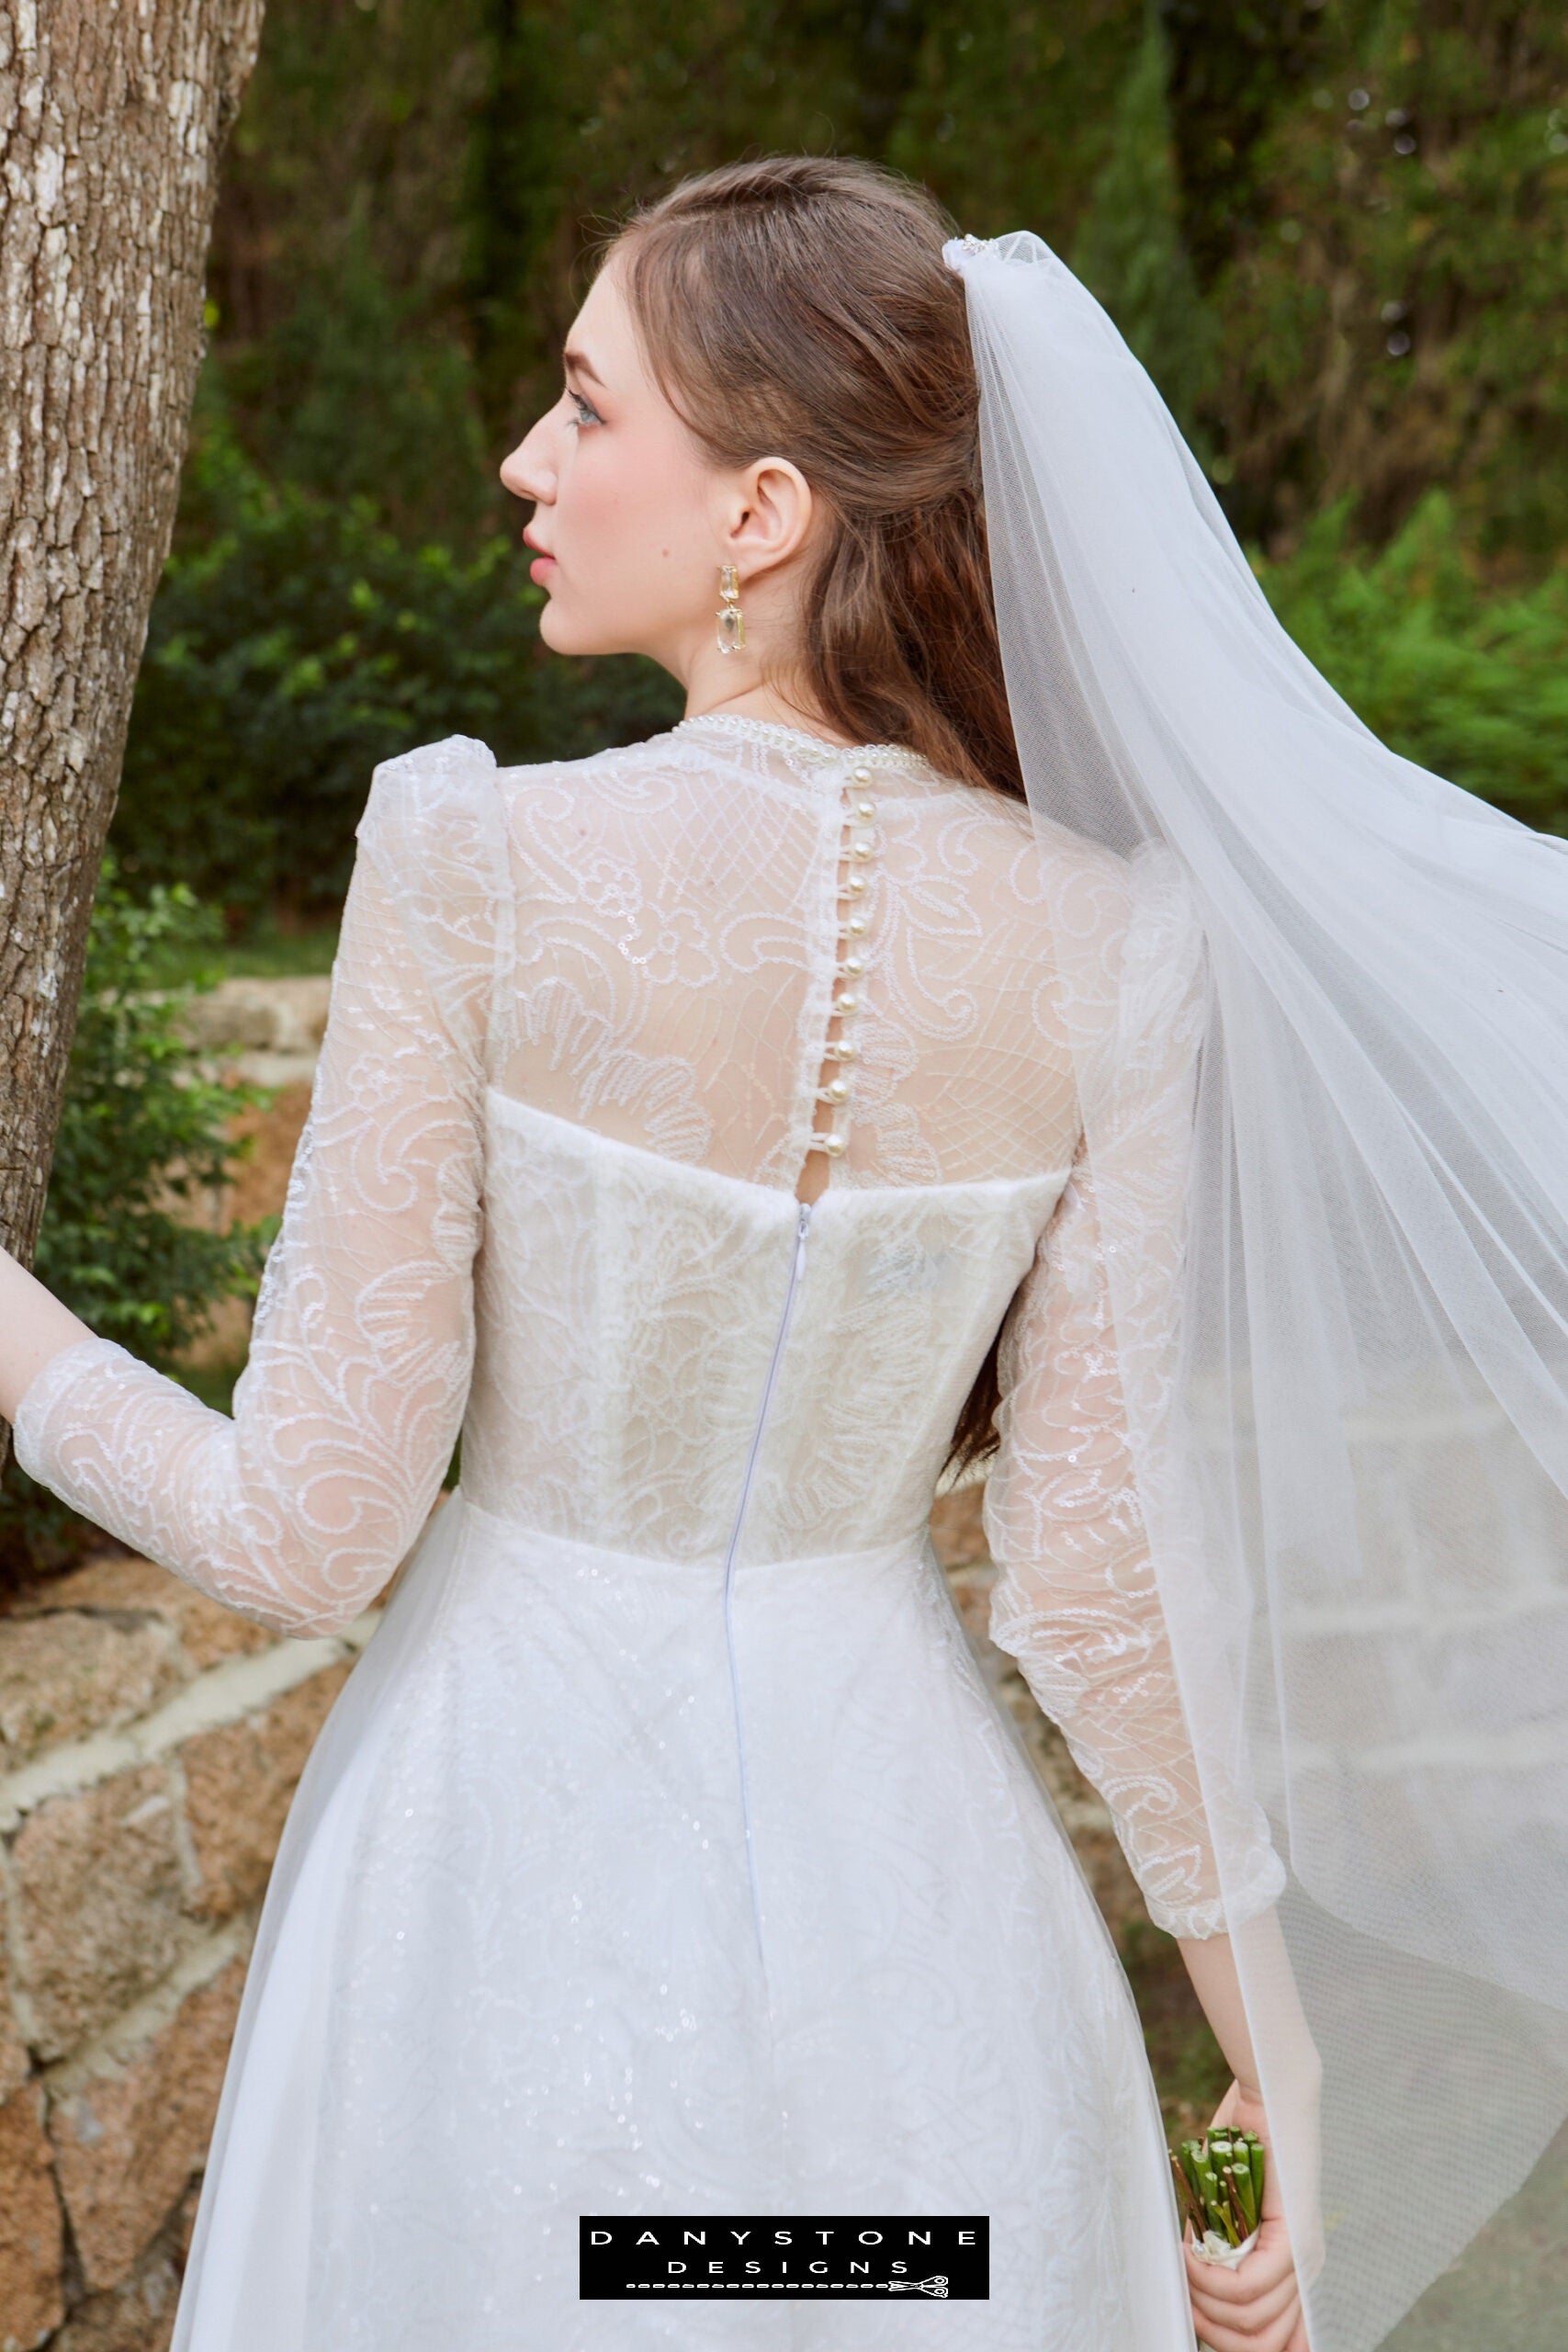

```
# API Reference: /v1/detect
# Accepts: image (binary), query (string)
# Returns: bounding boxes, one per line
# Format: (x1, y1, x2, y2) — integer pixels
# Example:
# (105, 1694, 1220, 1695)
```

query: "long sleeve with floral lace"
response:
(983, 857, 1287, 1941)
(12, 738, 508, 1639)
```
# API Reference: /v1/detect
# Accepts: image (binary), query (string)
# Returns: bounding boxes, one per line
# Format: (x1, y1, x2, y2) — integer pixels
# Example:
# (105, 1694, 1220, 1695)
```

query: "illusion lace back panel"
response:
(13, 711, 1283, 1945)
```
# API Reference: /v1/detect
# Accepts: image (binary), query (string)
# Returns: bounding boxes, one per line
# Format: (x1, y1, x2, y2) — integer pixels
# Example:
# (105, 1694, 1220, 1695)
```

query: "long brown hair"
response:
(604, 155, 1027, 1478)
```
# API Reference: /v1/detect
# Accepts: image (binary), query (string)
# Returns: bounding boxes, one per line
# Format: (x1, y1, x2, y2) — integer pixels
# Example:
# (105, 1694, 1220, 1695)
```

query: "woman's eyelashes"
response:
(566, 387, 603, 430)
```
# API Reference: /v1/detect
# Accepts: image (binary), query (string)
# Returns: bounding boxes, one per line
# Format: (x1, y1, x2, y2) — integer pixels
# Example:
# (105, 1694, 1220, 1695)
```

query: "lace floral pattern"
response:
(14, 719, 1282, 1939)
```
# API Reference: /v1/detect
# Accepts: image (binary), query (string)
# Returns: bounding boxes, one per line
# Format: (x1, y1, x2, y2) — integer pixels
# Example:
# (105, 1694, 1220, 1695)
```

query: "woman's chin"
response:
(536, 598, 571, 652)
(537, 603, 600, 657)
(537, 603, 640, 661)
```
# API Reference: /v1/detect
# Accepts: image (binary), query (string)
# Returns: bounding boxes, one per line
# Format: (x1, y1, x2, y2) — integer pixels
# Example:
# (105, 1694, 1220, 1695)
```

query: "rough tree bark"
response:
(0, 0, 265, 1292)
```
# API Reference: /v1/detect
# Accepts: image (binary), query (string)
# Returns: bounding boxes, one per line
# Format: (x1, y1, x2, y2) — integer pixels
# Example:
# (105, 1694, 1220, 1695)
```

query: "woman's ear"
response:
(720, 456, 818, 582)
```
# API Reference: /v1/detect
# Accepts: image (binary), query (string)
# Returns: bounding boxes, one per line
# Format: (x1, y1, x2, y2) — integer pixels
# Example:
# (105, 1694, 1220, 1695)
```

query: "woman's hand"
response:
(1182, 2078, 1315, 2352)
(0, 1244, 96, 1425)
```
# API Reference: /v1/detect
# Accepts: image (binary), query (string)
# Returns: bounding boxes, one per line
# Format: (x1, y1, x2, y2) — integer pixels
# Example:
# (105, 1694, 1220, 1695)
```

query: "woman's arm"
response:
(1179, 1916, 1325, 2352)
(5, 736, 507, 1638)
(1178, 1928, 1261, 2088)
(983, 1125, 1289, 1942)
(983, 853, 1314, 2345)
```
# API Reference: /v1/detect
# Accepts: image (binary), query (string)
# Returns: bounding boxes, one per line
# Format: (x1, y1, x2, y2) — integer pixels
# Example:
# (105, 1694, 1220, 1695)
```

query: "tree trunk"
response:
(0, 0, 265, 1283)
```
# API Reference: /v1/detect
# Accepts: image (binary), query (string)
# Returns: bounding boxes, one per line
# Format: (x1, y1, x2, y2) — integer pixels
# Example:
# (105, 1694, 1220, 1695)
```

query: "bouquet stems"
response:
(1169, 2127, 1266, 2254)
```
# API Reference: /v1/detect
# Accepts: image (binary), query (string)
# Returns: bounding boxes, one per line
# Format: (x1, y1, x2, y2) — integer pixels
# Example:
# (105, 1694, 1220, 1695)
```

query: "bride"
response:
(3, 154, 1564, 2352)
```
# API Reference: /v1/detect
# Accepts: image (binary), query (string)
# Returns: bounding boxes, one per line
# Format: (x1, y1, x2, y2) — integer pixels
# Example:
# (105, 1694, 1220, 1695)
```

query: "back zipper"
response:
(721, 1199, 813, 1969)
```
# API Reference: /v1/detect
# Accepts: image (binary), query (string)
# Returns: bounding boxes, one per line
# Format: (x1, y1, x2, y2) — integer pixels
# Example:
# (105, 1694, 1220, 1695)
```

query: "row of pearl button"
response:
(808, 765, 879, 1159)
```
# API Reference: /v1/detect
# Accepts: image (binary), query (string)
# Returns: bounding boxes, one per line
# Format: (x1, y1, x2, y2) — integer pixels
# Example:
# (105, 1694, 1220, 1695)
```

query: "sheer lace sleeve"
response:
(12, 736, 509, 1639)
(983, 854, 1287, 1939)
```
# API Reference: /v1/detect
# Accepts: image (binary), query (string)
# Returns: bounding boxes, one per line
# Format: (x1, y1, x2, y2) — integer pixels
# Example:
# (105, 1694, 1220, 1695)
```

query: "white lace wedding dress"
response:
(13, 713, 1284, 2348)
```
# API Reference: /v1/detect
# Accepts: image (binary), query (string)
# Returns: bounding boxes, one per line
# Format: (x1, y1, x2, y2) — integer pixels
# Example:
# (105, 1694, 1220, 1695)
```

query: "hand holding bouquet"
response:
(1173, 2079, 1311, 2352)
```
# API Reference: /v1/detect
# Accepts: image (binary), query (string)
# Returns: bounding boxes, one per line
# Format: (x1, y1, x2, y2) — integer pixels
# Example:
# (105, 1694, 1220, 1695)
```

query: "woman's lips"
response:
(528, 553, 557, 582)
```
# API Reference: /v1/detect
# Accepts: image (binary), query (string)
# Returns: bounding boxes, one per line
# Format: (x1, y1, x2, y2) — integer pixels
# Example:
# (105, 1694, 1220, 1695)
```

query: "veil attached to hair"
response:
(943, 230, 1568, 2349)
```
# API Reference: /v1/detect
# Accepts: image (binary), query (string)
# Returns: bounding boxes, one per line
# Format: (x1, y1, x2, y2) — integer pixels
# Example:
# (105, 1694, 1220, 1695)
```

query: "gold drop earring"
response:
(716, 562, 746, 655)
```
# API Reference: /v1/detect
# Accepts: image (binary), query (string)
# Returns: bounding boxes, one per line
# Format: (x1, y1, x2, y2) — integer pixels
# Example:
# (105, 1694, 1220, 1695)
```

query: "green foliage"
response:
(1069, 0, 1217, 442)
(1, 861, 282, 1583)
(29, 856, 278, 1364)
(217, 209, 493, 544)
(202, 0, 1568, 568)
(211, 0, 891, 469)
(1203, 1, 1568, 553)
(114, 408, 681, 922)
(1159, 5, 1330, 287)
(1257, 493, 1568, 836)
(886, 2, 1131, 229)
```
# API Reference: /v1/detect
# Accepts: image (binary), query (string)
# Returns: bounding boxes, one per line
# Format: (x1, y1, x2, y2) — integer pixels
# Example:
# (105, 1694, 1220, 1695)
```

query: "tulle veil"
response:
(944, 228, 1568, 2350)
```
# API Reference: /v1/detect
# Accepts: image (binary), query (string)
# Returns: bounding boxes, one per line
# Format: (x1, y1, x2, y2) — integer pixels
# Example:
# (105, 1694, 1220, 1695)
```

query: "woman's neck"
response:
(682, 677, 860, 750)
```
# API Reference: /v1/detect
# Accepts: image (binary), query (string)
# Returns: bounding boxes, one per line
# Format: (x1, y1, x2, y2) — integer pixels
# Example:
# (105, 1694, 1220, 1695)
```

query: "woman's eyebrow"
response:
(562, 346, 605, 388)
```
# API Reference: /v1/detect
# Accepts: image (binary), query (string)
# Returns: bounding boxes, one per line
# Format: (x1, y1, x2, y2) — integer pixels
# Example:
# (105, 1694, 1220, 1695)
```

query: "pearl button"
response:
(825, 1079, 849, 1102)
(831, 1041, 857, 1062)
(850, 839, 874, 860)
(845, 872, 868, 895)
(852, 767, 871, 783)
(842, 955, 864, 975)
(856, 800, 875, 819)
(822, 1133, 847, 1157)
(846, 915, 867, 935)
(834, 992, 858, 1013)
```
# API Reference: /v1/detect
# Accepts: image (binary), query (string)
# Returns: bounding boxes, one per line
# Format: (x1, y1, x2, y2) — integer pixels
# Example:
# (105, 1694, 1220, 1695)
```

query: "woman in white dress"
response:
(6, 153, 1564, 2352)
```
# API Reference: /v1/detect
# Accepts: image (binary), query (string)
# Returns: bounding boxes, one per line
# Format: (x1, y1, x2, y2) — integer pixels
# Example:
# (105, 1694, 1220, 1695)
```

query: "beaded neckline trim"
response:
(673, 711, 944, 777)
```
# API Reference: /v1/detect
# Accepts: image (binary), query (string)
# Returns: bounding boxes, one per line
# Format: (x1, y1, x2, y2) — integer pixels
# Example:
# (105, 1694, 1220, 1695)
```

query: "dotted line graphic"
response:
(616, 2279, 951, 2293)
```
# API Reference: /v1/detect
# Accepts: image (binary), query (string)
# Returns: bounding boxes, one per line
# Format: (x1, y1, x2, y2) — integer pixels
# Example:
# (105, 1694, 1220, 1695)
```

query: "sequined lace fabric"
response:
(13, 717, 1282, 2347)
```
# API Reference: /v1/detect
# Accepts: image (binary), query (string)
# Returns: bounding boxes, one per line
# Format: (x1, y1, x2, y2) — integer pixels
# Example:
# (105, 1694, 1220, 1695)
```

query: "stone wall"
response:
(0, 978, 1134, 2350)
(0, 1555, 378, 2349)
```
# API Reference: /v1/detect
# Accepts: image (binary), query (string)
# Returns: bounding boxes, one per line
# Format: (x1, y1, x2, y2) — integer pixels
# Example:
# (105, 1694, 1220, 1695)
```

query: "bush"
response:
(1257, 492, 1568, 837)
(113, 415, 682, 927)
(0, 859, 279, 1585)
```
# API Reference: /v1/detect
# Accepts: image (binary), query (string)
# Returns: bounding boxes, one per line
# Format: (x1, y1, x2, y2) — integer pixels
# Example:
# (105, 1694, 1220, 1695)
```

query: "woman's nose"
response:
(500, 419, 552, 503)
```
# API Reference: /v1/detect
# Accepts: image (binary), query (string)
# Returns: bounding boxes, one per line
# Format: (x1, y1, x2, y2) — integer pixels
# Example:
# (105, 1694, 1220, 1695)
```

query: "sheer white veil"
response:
(944, 229, 1568, 2348)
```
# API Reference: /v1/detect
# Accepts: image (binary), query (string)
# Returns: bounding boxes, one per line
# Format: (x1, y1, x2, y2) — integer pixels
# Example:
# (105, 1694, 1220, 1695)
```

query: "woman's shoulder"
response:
(355, 721, 654, 844)
(355, 725, 727, 910)
(1010, 807, 1196, 928)
(355, 734, 512, 902)
(358, 732, 501, 837)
